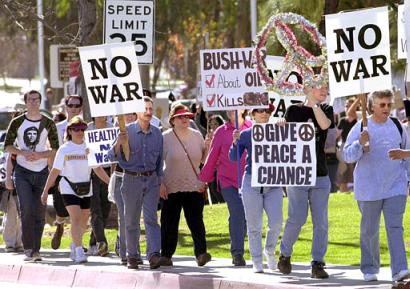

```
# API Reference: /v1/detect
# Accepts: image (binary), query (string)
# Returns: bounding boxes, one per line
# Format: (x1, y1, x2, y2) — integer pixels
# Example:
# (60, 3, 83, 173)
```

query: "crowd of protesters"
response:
(1, 85, 410, 283)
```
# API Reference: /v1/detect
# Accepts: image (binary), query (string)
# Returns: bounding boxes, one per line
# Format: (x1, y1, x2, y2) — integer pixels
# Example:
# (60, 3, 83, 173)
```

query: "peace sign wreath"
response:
(254, 13, 328, 96)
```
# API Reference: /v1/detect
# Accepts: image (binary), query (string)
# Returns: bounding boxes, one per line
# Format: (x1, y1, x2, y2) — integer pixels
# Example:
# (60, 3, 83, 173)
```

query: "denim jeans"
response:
(280, 176, 330, 262)
(13, 164, 48, 254)
(89, 168, 111, 246)
(220, 186, 246, 257)
(358, 195, 408, 276)
(121, 173, 160, 259)
(241, 174, 283, 264)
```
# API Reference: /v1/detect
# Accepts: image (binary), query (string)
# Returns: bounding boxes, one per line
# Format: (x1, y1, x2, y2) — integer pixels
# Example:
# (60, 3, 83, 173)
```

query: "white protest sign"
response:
(79, 42, 145, 117)
(200, 48, 268, 111)
(265, 56, 305, 119)
(398, 5, 407, 60)
(251, 122, 316, 187)
(85, 127, 120, 167)
(0, 144, 7, 182)
(104, 0, 155, 64)
(326, 6, 391, 98)
(405, 0, 410, 82)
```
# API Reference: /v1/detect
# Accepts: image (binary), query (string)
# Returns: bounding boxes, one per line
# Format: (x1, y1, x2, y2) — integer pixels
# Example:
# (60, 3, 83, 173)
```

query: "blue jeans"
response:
(241, 174, 283, 264)
(220, 186, 246, 257)
(121, 173, 161, 259)
(358, 195, 408, 276)
(280, 176, 330, 262)
(13, 164, 48, 254)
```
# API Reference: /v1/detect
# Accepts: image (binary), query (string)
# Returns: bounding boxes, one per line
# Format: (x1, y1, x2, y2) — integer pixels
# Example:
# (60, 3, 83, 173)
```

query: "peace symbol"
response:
(252, 125, 264, 142)
(298, 124, 315, 142)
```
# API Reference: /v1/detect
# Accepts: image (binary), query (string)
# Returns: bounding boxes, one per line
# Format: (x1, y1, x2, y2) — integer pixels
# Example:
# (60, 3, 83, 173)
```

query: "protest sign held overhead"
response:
(265, 56, 305, 119)
(85, 127, 120, 167)
(326, 7, 391, 98)
(200, 48, 268, 111)
(398, 5, 407, 60)
(104, 0, 155, 64)
(79, 42, 145, 117)
(251, 122, 316, 187)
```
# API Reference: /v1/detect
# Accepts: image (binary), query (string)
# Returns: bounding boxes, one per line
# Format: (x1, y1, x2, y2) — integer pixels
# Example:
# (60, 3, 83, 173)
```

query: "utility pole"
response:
(37, 0, 45, 108)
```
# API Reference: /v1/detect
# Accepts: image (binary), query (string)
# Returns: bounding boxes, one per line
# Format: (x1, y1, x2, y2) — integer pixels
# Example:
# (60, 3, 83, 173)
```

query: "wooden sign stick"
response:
(117, 115, 130, 161)
(359, 93, 370, 152)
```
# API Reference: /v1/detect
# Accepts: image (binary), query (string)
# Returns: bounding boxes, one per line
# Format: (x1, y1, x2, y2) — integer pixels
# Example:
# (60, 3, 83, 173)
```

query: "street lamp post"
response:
(251, 0, 257, 40)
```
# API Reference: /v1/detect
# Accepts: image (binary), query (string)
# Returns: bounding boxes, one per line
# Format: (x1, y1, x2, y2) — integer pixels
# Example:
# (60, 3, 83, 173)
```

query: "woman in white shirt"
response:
(41, 116, 109, 263)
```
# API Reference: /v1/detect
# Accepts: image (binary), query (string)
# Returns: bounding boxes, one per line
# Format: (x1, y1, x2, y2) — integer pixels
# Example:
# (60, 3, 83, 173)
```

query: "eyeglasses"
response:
(255, 109, 272, 114)
(67, 103, 82, 108)
(375, 102, 393, 108)
(27, 98, 40, 103)
(70, 127, 86, 132)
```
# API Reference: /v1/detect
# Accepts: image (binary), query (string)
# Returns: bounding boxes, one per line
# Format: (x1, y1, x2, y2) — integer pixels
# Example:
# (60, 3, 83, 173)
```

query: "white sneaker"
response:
(69, 243, 76, 261)
(264, 252, 277, 270)
(252, 262, 264, 273)
(392, 269, 410, 282)
(75, 247, 87, 264)
(88, 245, 97, 256)
(363, 273, 378, 282)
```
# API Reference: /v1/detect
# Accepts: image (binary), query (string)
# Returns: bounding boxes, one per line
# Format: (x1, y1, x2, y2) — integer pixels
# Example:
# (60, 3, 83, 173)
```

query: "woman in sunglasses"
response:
(41, 116, 110, 263)
(229, 104, 284, 273)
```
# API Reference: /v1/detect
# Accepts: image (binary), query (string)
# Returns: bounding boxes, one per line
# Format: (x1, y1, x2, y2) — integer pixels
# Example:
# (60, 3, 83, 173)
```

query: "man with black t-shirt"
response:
(278, 84, 334, 279)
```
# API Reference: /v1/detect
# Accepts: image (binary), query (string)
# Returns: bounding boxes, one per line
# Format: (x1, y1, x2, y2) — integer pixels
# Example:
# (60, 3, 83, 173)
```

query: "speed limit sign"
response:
(104, 0, 155, 64)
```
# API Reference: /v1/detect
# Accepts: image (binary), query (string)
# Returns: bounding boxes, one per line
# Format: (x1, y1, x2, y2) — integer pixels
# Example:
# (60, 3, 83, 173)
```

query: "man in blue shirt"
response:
(343, 89, 410, 283)
(108, 96, 163, 270)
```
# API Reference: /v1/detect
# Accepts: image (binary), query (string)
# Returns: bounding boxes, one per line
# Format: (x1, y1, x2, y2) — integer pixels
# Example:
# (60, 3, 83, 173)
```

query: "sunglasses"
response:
(69, 124, 87, 132)
(175, 115, 191, 119)
(67, 103, 82, 108)
(375, 102, 393, 108)
(255, 108, 272, 114)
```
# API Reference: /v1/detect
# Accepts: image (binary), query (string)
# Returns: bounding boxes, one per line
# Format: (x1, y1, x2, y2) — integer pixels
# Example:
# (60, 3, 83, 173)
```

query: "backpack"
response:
(360, 117, 403, 148)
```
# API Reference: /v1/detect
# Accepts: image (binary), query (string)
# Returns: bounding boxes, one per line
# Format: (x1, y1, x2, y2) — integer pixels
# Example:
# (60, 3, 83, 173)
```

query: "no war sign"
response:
(79, 42, 145, 118)
(326, 6, 391, 99)
(85, 127, 120, 167)
(251, 123, 316, 187)
(200, 48, 268, 111)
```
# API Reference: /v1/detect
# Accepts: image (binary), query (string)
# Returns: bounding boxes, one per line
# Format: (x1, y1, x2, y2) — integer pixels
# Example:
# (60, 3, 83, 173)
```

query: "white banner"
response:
(251, 123, 316, 187)
(398, 5, 407, 60)
(104, 0, 155, 64)
(200, 48, 268, 111)
(326, 6, 391, 98)
(79, 42, 145, 117)
(85, 127, 120, 167)
(265, 56, 305, 119)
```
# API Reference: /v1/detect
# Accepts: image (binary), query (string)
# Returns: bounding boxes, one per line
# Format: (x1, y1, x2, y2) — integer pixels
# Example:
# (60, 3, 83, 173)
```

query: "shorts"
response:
(61, 194, 91, 210)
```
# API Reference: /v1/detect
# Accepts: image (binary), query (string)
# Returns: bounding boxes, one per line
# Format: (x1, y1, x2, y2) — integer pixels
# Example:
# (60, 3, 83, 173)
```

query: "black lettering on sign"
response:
(333, 24, 382, 54)
(301, 145, 312, 163)
(202, 51, 253, 70)
(110, 56, 132, 77)
(257, 166, 313, 185)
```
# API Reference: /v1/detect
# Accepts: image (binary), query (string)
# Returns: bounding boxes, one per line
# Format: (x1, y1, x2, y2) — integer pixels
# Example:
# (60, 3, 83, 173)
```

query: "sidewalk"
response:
(0, 248, 397, 289)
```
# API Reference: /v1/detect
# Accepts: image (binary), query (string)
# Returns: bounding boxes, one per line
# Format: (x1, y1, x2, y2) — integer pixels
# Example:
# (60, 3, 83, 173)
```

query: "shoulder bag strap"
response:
(173, 129, 198, 178)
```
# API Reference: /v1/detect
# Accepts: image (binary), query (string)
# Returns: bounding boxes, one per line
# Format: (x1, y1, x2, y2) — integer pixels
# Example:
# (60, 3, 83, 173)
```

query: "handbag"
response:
(173, 130, 208, 199)
(63, 176, 91, 196)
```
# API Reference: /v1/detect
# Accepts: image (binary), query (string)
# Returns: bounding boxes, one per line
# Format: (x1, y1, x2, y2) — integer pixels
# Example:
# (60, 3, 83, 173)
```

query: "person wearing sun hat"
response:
(159, 103, 211, 267)
(228, 104, 284, 274)
(41, 116, 110, 264)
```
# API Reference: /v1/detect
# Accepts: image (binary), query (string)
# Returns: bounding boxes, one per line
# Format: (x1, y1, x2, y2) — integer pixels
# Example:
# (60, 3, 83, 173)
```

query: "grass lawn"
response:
(3, 193, 410, 267)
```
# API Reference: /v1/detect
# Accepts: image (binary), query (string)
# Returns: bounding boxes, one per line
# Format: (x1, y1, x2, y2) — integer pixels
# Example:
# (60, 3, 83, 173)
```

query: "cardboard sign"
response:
(58, 46, 80, 82)
(104, 0, 155, 64)
(79, 42, 145, 117)
(265, 56, 305, 119)
(251, 122, 316, 187)
(398, 5, 407, 60)
(85, 127, 120, 167)
(326, 7, 392, 98)
(200, 48, 268, 111)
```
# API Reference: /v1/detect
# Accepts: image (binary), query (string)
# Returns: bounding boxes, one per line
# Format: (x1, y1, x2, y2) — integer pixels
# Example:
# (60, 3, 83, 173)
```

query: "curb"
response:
(0, 264, 311, 289)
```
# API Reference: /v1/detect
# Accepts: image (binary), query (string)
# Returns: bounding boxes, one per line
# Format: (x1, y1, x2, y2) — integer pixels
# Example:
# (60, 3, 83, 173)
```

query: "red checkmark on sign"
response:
(205, 74, 216, 88)
(207, 94, 216, 107)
